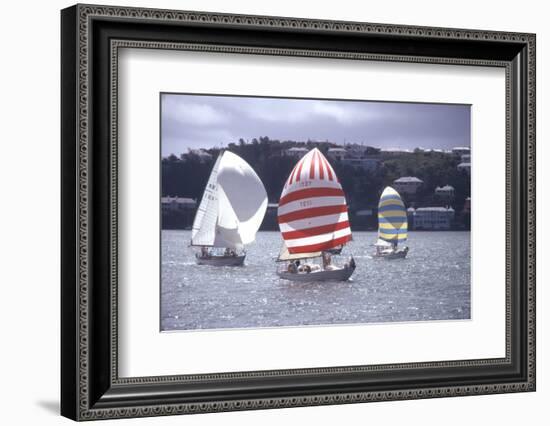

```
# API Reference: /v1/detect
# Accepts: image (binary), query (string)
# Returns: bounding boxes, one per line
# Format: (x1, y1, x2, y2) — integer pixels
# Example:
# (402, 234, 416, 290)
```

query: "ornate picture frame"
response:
(61, 4, 535, 421)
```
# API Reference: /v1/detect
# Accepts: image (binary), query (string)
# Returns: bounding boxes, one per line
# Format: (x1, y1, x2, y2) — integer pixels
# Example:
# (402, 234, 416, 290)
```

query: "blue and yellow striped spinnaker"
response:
(377, 186, 408, 246)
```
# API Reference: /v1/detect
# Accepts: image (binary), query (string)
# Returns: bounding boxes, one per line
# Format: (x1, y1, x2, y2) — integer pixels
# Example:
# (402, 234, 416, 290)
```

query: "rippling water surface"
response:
(161, 230, 470, 331)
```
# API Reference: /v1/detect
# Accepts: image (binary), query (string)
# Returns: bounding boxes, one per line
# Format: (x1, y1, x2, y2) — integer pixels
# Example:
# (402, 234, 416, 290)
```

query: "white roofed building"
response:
(161, 197, 197, 212)
(407, 207, 416, 223)
(381, 148, 412, 156)
(326, 147, 347, 161)
(184, 149, 212, 163)
(345, 144, 371, 157)
(452, 147, 471, 156)
(435, 185, 455, 199)
(393, 176, 424, 194)
(284, 147, 309, 158)
(161, 197, 197, 229)
(412, 207, 455, 230)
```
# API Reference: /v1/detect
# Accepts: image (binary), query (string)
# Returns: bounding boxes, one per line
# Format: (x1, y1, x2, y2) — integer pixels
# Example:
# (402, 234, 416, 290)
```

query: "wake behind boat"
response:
(374, 186, 409, 259)
(275, 148, 355, 282)
(190, 150, 267, 266)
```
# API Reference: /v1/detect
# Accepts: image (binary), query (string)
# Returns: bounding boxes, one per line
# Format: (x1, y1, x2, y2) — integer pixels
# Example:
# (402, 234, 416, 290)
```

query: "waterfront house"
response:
(411, 207, 455, 230)
(393, 176, 424, 194)
(183, 148, 212, 163)
(261, 202, 280, 230)
(452, 147, 471, 156)
(435, 185, 455, 200)
(457, 162, 471, 175)
(380, 148, 412, 156)
(416, 147, 446, 154)
(161, 197, 197, 213)
(407, 207, 415, 224)
(161, 197, 197, 229)
(341, 157, 380, 172)
(326, 147, 347, 161)
(326, 145, 381, 171)
(284, 147, 309, 158)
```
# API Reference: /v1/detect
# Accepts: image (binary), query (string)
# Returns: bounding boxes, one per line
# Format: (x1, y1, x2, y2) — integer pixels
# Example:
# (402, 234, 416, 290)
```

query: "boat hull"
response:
(195, 254, 245, 266)
(277, 265, 355, 282)
(374, 250, 408, 260)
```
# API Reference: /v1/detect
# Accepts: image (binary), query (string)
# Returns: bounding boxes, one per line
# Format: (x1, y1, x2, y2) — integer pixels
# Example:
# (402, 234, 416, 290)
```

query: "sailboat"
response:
(191, 150, 268, 266)
(374, 186, 409, 259)
(276, 148, 356, 282)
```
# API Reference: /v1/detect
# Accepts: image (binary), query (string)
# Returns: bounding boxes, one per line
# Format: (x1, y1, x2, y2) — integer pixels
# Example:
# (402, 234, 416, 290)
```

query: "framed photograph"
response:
(61, 4, 536, 421)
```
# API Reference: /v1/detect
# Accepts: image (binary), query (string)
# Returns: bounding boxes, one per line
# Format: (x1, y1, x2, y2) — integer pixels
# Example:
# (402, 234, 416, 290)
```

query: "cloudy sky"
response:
(161, 93, 470, 156)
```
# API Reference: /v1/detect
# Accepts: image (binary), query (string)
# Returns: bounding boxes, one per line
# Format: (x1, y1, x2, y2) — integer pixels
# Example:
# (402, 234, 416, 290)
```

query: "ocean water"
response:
(161, 230, 470, 331)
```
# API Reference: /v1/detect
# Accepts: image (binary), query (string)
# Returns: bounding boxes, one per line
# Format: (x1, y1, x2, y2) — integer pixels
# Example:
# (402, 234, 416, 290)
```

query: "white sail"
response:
(191, 151, 268, 249)
(191, 154, 222, 247)
(217, 151, 268, 246)
(213, 184, 244, 249)
(374, 238, 392, 247)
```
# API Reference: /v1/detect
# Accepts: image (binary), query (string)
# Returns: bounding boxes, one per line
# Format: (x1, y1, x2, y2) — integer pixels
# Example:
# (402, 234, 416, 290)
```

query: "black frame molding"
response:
(61, 4, 535, 421)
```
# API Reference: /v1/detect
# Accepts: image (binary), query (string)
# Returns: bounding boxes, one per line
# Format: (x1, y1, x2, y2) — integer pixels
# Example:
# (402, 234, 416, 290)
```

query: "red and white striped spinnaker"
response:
(277, 148, 352, 255)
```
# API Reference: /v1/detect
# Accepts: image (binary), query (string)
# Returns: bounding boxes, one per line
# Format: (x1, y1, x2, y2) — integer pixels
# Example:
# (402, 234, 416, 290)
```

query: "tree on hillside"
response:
(162, 138, 471, 225)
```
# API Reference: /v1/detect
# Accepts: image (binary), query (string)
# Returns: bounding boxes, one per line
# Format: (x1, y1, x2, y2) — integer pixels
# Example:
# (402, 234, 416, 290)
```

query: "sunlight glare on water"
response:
(161, 230, 470, 331)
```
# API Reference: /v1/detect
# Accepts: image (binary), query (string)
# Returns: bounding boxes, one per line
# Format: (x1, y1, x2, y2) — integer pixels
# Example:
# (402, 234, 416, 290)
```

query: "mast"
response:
(190, 153, 223, 247)
(277, 148, 352, 256)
